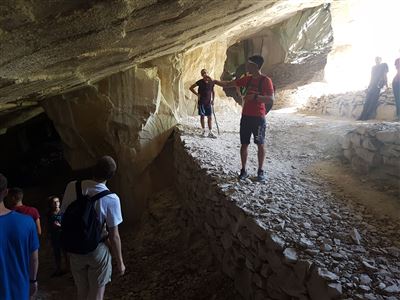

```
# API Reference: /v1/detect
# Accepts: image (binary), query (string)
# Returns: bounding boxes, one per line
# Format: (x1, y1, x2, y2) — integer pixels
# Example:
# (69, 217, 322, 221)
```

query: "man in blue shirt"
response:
(0, 173, 39, 300)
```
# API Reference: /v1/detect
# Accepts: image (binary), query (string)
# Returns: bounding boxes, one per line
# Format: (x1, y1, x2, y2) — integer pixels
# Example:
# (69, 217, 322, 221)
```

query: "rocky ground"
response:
(179, 108, 400, 300)
(36, 107, 399, 300)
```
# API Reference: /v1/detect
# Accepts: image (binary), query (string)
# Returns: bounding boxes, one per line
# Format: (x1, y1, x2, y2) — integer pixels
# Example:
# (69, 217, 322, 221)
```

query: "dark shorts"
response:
(240, 115, 266, 145)
(198, 103, 212, 116)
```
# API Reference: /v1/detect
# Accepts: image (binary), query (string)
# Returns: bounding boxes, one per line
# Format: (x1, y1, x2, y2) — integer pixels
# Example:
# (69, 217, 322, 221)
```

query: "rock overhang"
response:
(0, 0, 327, 106)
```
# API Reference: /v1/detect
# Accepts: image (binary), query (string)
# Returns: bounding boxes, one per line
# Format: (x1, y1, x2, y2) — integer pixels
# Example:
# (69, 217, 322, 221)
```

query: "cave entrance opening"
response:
(220, 4, 333, 109)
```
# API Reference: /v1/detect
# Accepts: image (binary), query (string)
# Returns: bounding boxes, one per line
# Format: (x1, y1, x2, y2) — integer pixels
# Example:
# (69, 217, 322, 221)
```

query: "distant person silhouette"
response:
(358, 56, 389, 120)
(392, 58, 400, 120)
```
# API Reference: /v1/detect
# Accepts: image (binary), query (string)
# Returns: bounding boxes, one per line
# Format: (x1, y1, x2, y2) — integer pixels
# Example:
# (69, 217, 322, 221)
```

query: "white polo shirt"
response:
(61, 179, 123, 228)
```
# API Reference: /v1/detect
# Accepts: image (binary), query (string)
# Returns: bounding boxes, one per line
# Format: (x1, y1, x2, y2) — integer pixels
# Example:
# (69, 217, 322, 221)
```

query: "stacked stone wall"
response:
(174, 130, 342, 300)
(301, 89, 397, 121)
(342, 123, 400, 179)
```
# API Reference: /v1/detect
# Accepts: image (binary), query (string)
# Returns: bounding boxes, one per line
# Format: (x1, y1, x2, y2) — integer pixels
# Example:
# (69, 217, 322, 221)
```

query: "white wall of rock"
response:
(341, 123, 400, 179)
(301, 89, 397, 121)
(174, 131, 342, 300)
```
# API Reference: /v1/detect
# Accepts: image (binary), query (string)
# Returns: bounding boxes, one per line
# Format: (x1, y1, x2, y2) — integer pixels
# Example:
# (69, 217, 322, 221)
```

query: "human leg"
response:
(87, 243, 112, 300)
(240, 144, 249, 171)
(51, 236, 62, 273)
(200, 116, 205, 130)
(207, 116, 212, 131)
(88, 285, 106, 300)
(359, 88, 380, 120)
(253, 117, 267, 181)
(393, 83, 400, 118)
(69, 254, 90, 300)
(257, 144, 265, 171)
(239, 116, 252, 179)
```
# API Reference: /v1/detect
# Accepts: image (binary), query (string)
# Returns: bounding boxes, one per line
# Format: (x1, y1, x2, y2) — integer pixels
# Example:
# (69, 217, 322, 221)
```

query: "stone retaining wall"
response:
(342, 123, 400, 179)
(301, 89, 397, 121)
(174, 130, 342, 300)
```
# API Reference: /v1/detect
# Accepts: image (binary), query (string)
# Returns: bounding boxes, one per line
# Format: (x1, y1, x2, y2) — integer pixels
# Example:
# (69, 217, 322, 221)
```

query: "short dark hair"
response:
(93, 156, 117, 181)
(0, 173, 7, 193)
(248, 55, 264, 70)
(8, 187, 23, 201)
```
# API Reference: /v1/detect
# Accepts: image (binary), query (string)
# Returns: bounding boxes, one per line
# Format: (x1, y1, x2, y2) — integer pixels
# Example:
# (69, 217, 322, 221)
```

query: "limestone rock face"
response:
(42, 67, 177, 217)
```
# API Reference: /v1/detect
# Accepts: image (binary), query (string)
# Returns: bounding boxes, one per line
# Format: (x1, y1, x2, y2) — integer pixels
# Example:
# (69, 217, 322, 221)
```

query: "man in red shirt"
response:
(214, 55, 274, 182)
(8, 187, 42, 235)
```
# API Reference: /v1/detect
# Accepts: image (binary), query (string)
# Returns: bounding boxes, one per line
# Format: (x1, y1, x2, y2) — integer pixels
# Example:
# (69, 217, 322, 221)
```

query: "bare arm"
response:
(214, 79, 237, 88)
(35, 218, 42, 236)
(255, 94, 275, 104)
(29, 250, 39, 297)
(109, 226, 125, 276)
(189, 83, 199, 97)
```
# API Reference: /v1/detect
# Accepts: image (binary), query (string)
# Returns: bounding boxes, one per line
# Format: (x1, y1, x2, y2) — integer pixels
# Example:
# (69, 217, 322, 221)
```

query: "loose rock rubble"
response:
(176, 109, 400, 299)
(342, 122, 400, 180)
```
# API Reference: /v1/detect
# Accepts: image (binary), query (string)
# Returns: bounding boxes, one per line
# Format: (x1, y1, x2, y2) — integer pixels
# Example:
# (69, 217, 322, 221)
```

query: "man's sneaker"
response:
(238, 169, 248, 180)
(208, 131, 217, 139)
(201, 130, 206, 137)
(257, 169, 266, 182)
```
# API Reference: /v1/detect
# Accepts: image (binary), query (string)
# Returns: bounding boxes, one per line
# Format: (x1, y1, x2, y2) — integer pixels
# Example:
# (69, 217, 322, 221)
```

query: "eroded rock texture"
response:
(0, 0, 324, 104)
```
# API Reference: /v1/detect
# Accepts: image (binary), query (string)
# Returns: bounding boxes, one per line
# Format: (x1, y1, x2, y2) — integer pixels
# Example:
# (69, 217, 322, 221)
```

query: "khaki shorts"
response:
(69, 243, 112, 289)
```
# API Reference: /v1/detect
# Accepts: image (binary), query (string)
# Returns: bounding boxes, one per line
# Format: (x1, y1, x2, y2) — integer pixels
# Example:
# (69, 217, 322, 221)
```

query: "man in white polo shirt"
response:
(61, 156, 125, 300)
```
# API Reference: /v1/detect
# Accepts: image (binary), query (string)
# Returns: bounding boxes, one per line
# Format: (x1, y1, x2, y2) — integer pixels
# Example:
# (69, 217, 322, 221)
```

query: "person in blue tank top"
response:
(0, 173, 40, 300)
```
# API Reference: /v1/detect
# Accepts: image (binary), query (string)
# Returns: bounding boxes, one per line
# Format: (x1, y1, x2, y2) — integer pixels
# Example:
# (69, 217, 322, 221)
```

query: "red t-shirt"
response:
(14, 205, 40, 221)
(236, 75, 274, 117)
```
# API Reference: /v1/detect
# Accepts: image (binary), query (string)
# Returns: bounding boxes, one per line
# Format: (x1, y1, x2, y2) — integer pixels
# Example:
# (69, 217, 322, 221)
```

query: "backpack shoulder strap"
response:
(242, 76, 252, 96)
(258, 75, 266, 94)
(75, 180, 83, 200)
(90, 190, 114, 202)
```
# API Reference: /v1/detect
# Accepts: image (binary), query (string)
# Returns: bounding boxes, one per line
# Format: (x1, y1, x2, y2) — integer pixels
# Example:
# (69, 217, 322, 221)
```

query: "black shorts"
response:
(198, 104, 212, 116)
(240, 115, 266, 145)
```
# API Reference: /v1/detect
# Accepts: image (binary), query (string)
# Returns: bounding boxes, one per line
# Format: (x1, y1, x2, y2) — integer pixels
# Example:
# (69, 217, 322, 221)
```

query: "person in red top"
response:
(8, 187, 42, 235)
(214, 55, 274, 182)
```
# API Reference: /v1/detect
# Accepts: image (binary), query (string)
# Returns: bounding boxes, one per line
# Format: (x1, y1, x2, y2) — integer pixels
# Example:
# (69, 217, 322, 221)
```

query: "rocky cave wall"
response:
(40, 39, 232, 218)
(42, 67, 177, 217)
(342, 123, 400, 182)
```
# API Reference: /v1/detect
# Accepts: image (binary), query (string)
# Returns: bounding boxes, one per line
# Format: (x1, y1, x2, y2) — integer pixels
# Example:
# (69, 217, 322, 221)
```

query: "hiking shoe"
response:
(208, 131, 217, 139)
(238, 169, 248, 180)
(257, 169, 266, 182)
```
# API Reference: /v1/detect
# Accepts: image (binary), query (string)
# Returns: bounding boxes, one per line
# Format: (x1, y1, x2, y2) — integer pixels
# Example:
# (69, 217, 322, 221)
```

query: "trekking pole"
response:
(212, 104, 220, 135)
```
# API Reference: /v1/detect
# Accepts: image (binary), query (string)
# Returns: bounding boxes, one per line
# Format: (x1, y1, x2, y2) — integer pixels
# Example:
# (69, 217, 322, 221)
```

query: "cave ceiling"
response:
(0, 0, 327, 109)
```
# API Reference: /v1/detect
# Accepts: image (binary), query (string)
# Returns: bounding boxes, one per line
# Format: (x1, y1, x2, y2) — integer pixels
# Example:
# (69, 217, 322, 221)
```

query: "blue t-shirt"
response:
(0, 211, 40, 300)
